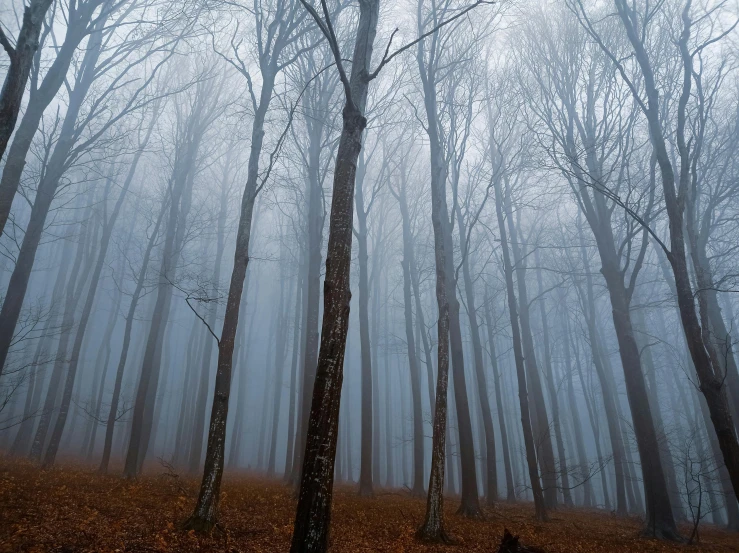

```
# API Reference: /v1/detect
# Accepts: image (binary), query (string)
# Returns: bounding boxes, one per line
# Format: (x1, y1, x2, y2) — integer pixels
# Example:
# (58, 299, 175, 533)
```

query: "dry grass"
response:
(1, 458, 738, 552)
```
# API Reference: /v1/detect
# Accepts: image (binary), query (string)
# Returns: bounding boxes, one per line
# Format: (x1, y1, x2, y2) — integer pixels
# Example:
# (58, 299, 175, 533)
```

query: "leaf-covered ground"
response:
(1, 459, 738, 552)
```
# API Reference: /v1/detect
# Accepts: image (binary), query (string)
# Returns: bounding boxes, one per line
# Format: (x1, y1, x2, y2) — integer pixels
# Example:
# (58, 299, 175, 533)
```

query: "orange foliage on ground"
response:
(1, 459, 738, 552)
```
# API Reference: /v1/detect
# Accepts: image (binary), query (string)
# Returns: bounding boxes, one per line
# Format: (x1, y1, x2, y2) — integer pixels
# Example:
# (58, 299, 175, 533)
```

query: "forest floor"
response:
(1, 459, 738, 552)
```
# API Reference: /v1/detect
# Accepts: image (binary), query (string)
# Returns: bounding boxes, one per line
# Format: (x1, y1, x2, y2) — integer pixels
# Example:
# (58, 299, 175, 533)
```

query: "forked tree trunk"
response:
(290, 2, 378, 549)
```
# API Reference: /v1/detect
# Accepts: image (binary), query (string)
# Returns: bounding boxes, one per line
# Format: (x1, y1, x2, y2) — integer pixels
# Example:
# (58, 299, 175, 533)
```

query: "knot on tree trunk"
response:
(497, 529, 547, 553)
(342, 105, 367, 132)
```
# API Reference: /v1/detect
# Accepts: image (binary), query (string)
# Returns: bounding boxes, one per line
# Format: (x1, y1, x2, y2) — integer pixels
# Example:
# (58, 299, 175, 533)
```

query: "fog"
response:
(1, 0, 739, 549)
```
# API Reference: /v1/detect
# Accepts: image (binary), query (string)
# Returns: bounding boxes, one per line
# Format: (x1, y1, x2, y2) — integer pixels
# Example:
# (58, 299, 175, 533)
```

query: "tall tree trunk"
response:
(505, 191, 558, 509)
(574, 339, 612, 510)
(443, 215, 481, 517)
(483, 287, 516, 502)
(382, 267, 394, 487)
(533, 252, 571, 506)
(355, 152, 375, 496)
(84, 258, 125, 461)
(173, 315, 203, 468)
(634, 304, 685, 521)
(267, 275, 291, 475)
(185, 39, 282, 522)
(396, 181, 425, 496)
(561, 312, 594, 507)
(227, 208, 261, 470)
(370, 251, 383, 486)
(454, 192, 497, 506)
(123, 142, 196, 476)
(409, 232, 435, 413)
(574, 226, 631, 516)
(491, 171, 547, 521)
(187, 153, 231, 474)
(414, 34, 482, 520)
(285, 272, 303, 479)
(290, 2, 378, 548)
